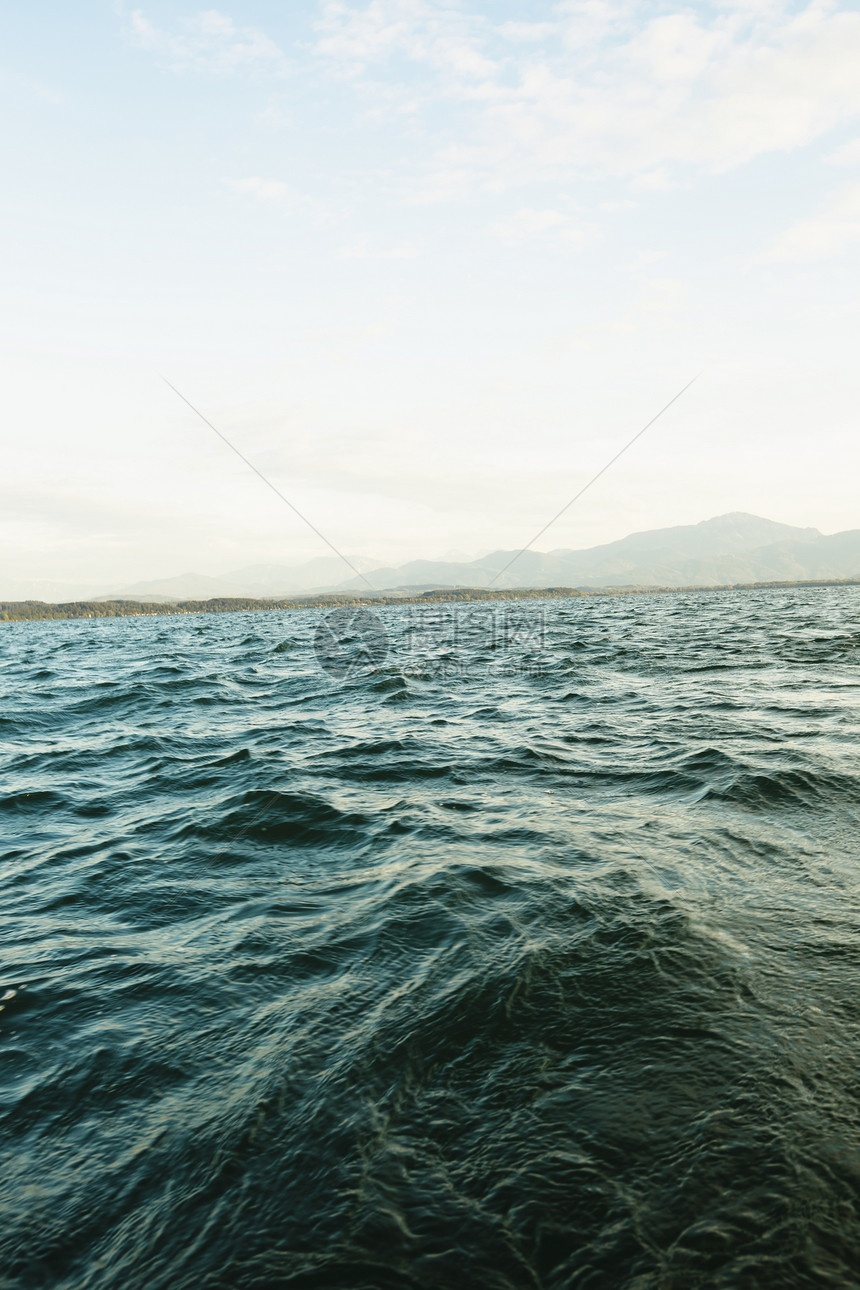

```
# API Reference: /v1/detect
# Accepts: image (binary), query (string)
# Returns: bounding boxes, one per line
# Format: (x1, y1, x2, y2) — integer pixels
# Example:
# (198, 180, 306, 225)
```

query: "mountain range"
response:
(89, 513, 860, 602)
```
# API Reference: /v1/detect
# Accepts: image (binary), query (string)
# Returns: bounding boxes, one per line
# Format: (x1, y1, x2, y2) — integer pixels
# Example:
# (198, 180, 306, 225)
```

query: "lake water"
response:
(2, 587, 860, 1288)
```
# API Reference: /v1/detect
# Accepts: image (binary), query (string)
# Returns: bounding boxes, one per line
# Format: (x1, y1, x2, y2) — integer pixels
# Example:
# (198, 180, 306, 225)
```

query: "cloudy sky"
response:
(3, 0, 860, 595)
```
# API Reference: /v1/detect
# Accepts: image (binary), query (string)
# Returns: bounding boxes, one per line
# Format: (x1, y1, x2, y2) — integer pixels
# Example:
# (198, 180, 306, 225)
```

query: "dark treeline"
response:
(2, 578, 860, 623)
(1, 590, 589, 621)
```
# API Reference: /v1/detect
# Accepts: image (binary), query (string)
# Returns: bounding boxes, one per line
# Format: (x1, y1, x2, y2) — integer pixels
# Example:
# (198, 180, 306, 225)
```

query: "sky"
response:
(3, 0, 860, 596)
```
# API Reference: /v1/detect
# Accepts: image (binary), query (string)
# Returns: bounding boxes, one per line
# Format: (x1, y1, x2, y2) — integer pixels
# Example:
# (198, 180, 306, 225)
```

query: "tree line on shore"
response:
(3, 579, 860, 623)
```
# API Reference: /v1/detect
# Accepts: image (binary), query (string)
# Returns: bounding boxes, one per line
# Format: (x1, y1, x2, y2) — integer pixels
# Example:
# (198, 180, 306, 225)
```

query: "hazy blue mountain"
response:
(98, 514, 860, 601)
(333, 514, 834, 592)
(223, 555, 383, 593)
(100, 572, 249, 601)
(109, 555, 382, 601)
(0, 578, 108, 602)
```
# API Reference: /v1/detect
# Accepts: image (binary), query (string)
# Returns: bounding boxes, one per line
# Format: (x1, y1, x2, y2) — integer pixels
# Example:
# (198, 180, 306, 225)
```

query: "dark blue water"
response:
(3, 588, 860, 1289)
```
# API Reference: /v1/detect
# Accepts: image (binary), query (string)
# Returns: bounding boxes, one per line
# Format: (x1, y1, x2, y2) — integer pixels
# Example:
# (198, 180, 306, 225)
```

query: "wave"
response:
(3, 587, 860, 1288)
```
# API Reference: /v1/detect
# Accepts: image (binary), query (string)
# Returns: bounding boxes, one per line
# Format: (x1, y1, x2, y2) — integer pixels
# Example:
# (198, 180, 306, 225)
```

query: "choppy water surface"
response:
(3, 588, 860, 1289)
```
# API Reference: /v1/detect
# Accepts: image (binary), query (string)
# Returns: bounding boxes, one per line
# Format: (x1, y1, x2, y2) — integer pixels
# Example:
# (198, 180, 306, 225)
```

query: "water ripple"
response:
(2, 587, 860, 1288)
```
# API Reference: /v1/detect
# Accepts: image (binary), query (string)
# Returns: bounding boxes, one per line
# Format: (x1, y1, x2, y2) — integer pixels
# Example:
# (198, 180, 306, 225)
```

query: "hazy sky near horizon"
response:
(3, 0, 860, 594)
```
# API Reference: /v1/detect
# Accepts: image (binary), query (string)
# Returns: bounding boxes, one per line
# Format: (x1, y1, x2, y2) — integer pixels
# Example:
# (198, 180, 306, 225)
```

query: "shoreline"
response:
(3, 577, 860, 622)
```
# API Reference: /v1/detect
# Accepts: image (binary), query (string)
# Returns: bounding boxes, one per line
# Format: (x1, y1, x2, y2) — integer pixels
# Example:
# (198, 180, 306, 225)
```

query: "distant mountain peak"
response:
(63, 512, 855, 604)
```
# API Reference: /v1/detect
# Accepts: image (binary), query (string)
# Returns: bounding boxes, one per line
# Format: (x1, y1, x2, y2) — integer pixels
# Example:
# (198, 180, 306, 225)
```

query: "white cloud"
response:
(316, 0, 496, 82)
(0, 70, 65, 105)
(223, 176, 291, 203)
(337, 240, 419, 258)
(826, 137, 860, 167)
(768, 181, 860, 261)
(498, 22, 556, 44)
(129, 8, 286, 74)
(490, 207, 590, 246)
(316, 1, 860, 191)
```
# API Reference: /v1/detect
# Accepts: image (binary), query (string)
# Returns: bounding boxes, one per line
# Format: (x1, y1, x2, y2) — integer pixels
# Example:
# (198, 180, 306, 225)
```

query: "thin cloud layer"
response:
(223, 176, 292, 202)
(129, 8, 287, 75)
(769, 179, 860, 261)
(4, 1, 860, 593)
(316, 0, 860, 190)
(490, 206, 591, 246)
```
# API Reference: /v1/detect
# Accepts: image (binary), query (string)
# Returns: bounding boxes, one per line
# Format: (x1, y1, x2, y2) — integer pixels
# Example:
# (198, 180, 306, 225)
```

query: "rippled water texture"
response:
(3, 588, 860, 1289)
